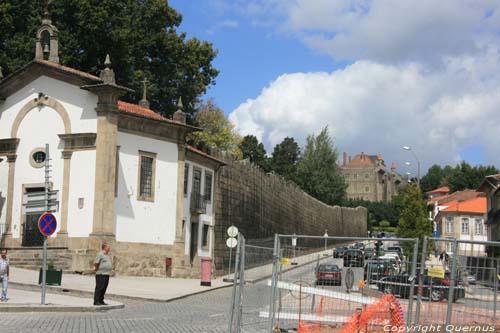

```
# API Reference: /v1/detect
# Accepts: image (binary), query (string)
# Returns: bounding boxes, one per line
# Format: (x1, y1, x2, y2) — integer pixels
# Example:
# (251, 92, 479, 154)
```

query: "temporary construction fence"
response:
(228, 234, 419, 332)
(416, 236, 500, 330)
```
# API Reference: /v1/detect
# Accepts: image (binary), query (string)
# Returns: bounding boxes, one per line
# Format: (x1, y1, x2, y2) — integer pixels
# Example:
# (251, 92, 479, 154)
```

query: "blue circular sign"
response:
(38, 213, 57, 237)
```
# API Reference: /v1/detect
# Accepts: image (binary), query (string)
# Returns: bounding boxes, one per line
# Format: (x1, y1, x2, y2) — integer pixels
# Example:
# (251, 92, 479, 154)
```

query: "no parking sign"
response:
(38, 213, 57, 237)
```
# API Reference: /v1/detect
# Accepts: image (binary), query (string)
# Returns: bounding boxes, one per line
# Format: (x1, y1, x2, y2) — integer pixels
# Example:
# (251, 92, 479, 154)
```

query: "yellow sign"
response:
(427, 267, 445, 278)
(281, 258, 289, 265)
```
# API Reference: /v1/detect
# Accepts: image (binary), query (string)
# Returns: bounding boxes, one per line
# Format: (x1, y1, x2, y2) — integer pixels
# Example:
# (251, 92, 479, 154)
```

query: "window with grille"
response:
(475, 219, 483, 235)
(138, 151, 156, 201)
(445, 217, 454, 234)
(461, 218, 469, 234)
(205, 171, 213, 202)
(184, 164, 189, 197)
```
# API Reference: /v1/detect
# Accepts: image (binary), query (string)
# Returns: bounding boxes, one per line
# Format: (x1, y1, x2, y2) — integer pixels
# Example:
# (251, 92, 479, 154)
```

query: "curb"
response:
(0, 303, 124, 313)
(9, 281, 233, 303)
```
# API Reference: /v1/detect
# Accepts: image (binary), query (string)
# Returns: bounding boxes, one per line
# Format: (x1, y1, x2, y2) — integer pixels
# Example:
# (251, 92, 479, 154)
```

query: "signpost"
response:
(226, 226, 239, 276)
(40, 144, 52, 305)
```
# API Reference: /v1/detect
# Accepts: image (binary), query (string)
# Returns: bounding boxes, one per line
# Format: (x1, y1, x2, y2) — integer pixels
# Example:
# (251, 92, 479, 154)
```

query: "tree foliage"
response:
(240, 135, 269, 171)
(343, 198, 402, 228)
(188, 99, 242, 158)
(396, 184, 432, 259)
(269, 137, 300, 182)
(420, 162, 499, 193)
(0, 0, 218, 117)
(296, 127, 347, 206)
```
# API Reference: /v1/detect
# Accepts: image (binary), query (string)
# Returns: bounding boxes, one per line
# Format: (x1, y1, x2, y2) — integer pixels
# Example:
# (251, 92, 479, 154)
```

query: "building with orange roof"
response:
(434, 197, 487, 255)
(0, 17, 224, 278)
(340, 152, 405, 202)
(477, 174, 500, 255)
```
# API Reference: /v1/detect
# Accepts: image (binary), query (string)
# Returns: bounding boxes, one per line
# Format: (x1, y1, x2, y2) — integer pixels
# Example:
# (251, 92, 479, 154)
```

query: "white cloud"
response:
(229, 47, 500, 170)
(206, 20, 240, 35)
(220, 1, 500, 170)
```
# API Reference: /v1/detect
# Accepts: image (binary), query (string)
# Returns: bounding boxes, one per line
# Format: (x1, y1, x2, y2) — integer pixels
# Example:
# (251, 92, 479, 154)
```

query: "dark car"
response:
(364, 260, 393, 283)
(353, 242, 365, 251)
(315, 263, 342, 286)
(376, 273, 465, 302)
(387, 246, 404, 257)
(364, 247, 376, 260)
(343, 249, 364, 267)
(333, 246, 348, 258)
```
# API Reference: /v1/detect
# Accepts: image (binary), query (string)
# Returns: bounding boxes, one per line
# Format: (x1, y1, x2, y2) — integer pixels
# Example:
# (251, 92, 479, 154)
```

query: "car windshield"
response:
(347, 250, 361, 255)
(319, 265, 339, 272)
(367, 263, 385, 269)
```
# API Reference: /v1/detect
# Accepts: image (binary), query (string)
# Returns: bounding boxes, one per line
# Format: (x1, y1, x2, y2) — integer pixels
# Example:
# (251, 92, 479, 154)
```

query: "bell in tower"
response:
(35, 5, 59, 63)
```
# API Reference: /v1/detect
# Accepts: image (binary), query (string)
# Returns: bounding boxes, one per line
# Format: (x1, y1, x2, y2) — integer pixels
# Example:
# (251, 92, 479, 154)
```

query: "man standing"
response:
(93, 243, 112, 306)
(0, 249, 10, 302)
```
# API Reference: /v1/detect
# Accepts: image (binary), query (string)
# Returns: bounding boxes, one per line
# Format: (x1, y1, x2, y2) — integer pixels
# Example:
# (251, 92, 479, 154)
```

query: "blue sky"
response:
(169, 1, 500, 173)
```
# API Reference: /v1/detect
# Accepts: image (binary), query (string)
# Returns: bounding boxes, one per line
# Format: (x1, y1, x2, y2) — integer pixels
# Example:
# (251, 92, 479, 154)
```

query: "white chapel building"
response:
(0, 17, 223, 277)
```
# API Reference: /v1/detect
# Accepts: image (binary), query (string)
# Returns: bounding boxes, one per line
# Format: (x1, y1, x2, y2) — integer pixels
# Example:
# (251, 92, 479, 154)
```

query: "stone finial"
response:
(138, 77, 150, 109)
(173, 97, 186, 124)
(100, 54, 116, 84)
(391, 162, 396, 172)
(42, 0, 52, 24)
(0, 66, 3, 81)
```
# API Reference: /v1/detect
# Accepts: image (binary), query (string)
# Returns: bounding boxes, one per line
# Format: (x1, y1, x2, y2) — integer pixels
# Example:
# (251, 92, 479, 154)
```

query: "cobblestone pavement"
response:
(0, 286, 240, 333)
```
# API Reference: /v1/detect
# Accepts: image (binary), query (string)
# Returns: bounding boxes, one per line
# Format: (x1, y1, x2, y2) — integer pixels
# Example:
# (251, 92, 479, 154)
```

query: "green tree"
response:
(240, 135, 269, 171)
(188, 99, 242, 158)
(0, 0, 218, 117)
(420, 164, 444, 193)
(269, 137, 300, 182)
(296, 127, 347, 205)
(396, 184, 433, 259)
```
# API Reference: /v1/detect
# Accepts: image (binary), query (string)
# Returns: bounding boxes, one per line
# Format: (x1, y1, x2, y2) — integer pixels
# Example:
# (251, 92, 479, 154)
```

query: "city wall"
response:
(213, 160, 367, 274)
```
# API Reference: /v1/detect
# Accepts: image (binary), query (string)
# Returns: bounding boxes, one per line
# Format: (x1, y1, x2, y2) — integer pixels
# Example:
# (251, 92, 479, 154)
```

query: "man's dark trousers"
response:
(94, 274, 109, 304)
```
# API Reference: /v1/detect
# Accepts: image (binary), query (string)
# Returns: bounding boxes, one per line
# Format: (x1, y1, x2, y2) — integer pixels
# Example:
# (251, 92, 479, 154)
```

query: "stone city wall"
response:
(213, 160, 367, 274)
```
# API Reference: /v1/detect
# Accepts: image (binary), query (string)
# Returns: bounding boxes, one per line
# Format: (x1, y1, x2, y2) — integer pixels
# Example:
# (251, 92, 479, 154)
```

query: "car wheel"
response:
(430, 290, 443, 302)
(384, 285, 393, 294)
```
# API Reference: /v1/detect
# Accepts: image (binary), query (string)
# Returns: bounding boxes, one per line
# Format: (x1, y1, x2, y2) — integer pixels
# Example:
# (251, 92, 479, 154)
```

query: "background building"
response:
(340, 152, 404, 202)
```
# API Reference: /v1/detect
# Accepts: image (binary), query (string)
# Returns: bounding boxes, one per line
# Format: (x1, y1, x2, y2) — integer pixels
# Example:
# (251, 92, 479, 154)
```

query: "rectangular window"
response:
(114, 146, 120, 198)
(193, 169, 202, 194)
(202, 224, 210, 249)
(475, 219, 483, 235)
(137, 151, 156, 201)
(461, 218, 469, 234)
(445, 217, 454, 234)
(204, 171, 213, 202)
(184, 164, 189, 197)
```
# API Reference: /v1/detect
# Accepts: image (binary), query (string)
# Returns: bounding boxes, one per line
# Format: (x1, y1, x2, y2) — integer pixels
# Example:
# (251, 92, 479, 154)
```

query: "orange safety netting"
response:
(337, 294, 405, 333)
(297, 294, 405, 333)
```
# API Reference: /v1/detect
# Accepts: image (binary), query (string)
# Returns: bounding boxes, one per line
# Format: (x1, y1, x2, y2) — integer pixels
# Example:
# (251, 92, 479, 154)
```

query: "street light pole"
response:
(403, 146, 420, 186)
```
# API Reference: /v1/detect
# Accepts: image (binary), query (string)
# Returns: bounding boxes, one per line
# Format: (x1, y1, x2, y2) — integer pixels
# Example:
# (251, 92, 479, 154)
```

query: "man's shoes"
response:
(101, 302, 108, 305)
(93, 302, 108, 306)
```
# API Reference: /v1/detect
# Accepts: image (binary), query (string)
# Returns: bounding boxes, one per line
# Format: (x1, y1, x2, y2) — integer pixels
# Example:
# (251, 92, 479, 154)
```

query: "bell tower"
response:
(35, 6, 59, 63)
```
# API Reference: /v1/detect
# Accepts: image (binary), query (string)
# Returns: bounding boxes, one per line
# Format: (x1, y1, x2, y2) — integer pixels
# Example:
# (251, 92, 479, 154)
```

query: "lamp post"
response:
(403, 146, 420, 186)
(323, 230, 328, 257)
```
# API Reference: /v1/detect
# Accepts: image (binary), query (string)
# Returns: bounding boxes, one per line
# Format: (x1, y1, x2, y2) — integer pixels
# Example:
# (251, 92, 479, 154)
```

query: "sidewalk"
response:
(1, 267, 232, 312)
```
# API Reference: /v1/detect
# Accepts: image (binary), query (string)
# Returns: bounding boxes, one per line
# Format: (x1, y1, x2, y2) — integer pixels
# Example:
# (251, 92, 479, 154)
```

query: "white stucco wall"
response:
(0, 159, 8, 231)
(0, 75, 98, 136)
(67, 150, 96, 237)
(12, 106, 65, 238)
(115, 131, 178, 245)
(0, 75, 98, 241)
(183, 160, 216, 259)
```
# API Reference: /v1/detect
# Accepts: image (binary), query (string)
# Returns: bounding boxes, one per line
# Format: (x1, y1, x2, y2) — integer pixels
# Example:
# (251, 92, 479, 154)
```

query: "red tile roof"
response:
(440, 197, 486, 214)
(426, 186, 450, 194)
(117, 101, 198, 131)
(186, 145, 225, 165)
(33, 59, 102, 82)
(348, 152, 376, 167)
(427, 189, 483, 205)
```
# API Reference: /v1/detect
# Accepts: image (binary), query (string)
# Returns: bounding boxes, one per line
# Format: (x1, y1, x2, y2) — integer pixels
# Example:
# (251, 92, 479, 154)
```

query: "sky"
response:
(169, 0, 500, 176)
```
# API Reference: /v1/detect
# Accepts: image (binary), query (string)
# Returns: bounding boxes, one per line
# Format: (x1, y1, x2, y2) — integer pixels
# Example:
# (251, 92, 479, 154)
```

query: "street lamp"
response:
(405, 172, 412, 183)
(402, 146, 420, 186)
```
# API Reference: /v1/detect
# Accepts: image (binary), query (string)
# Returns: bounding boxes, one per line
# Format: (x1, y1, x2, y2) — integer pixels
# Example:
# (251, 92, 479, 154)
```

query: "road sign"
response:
(427, 267, 445, 279)
(38, 213, 57, 237)
(22, 202, 59, 214)
(226, 237, 238, 248)
(227, 225, 238, 238)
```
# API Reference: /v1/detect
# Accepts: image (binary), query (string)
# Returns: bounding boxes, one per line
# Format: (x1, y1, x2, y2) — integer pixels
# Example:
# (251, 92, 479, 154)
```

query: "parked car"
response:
(364, 260, 394, 283)
(353, 242, 365, 251)
(315, 263, 342, 286)
(333, 246, 348, 258)
(464, 271, 476, 285)
(376, 272, 465, 302)
(364, 247, 376, 260)
(344, 249, 364, 267)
